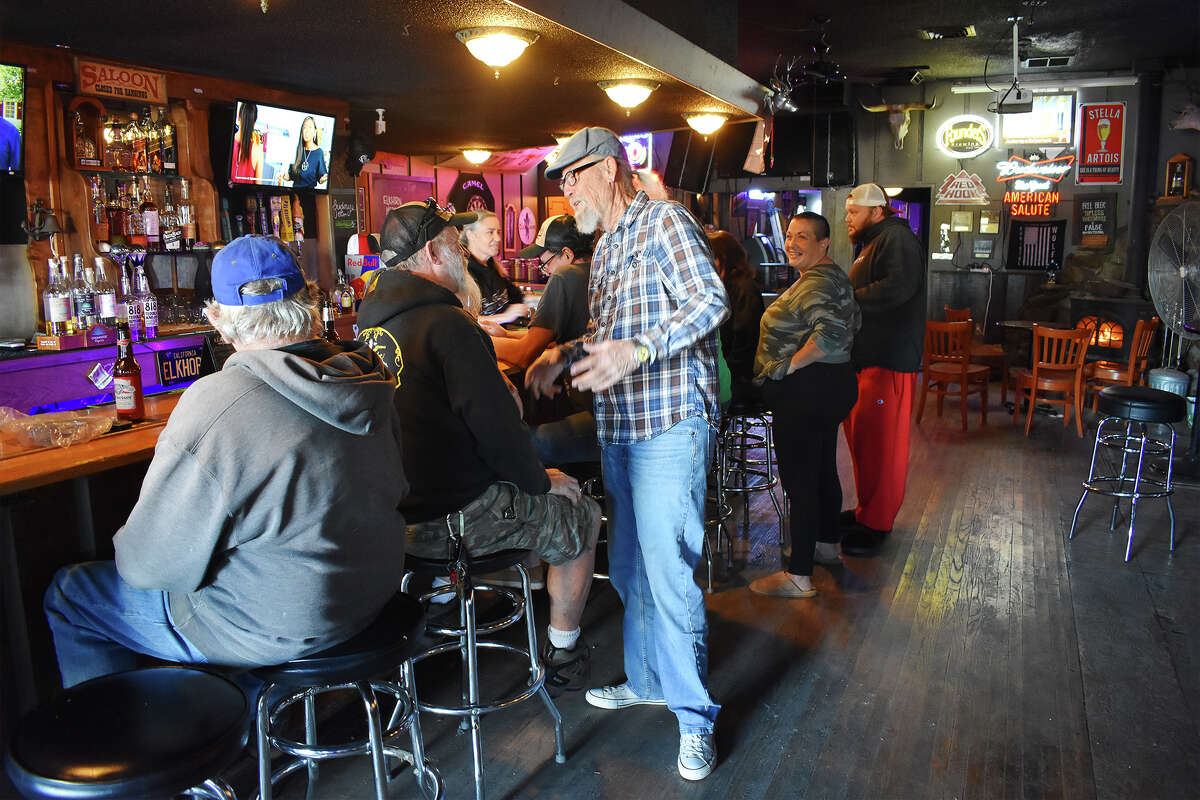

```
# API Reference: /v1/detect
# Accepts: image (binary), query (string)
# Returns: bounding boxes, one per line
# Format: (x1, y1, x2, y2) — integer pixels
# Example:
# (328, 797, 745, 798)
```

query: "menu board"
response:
(1075, 194, 1116, 249)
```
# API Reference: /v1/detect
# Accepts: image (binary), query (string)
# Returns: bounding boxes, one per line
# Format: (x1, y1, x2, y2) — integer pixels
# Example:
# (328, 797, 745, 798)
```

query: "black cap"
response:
(519, 214, 589, 258)
(380, 199, 475, 266)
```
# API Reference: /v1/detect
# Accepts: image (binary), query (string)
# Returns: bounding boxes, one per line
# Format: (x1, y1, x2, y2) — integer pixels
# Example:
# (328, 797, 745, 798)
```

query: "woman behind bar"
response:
(707, 231, 765, 406)
(749, 212, 861, 597)
(461, 210, 529, 324)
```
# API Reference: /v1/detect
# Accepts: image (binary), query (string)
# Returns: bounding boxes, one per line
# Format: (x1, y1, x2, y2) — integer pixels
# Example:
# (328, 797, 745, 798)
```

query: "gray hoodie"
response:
(114, 339, 407, 666)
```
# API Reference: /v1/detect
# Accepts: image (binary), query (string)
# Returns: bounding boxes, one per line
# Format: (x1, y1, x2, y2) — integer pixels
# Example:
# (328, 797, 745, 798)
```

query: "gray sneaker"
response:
(584, 683, 667, 709)
(677, 732, 716, 780)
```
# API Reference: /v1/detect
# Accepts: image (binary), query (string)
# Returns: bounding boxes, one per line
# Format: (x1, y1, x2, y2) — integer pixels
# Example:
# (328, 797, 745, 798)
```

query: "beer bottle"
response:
(113, 320, 145, 421)
(321, 297, 339, 343)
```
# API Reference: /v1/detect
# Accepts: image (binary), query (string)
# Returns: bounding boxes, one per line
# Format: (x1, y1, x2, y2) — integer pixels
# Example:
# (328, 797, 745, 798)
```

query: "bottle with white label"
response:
(113, 320, 144, 421)
(71, 254, 96, 330)
(44, 260, 74, 335)
(92, 258, 118, 327)
(136, 264, 158, 339)
(119, 264, 143, 342)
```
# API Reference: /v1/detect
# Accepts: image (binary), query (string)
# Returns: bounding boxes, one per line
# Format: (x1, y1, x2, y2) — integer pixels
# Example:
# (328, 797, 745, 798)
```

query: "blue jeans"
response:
(602, 416, 720, 734)
(532, 411, 602, 465)
(44, 561, 210, 688)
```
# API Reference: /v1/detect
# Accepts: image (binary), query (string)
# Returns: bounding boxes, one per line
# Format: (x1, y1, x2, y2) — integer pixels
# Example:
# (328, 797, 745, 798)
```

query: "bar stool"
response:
(4, 666, 245, 799)
(252, 592, 443, 800)
(401, 512, 566, 800)
(719, 403, 785, 543)
(1068, 385, 1186, 561)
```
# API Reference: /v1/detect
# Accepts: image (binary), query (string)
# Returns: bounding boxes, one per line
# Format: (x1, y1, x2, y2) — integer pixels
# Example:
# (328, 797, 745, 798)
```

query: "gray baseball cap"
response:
(545, 127, 624, 181)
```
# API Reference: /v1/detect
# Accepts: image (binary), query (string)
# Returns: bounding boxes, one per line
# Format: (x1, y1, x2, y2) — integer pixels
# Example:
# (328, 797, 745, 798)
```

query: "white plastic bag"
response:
(0, 407, 114, 449)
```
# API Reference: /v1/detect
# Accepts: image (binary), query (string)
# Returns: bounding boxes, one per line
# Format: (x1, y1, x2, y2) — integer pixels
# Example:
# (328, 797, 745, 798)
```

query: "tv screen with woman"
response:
(229, 100, 333, 191)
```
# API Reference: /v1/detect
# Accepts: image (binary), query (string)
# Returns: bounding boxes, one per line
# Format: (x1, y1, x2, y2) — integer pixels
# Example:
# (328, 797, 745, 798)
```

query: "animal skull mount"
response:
(1171, 103, 1200, 132)
(860, 99, 938, 150)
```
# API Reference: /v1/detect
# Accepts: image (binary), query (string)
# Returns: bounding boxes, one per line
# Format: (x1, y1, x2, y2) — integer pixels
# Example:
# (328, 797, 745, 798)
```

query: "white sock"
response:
(547, 625, 580, 650)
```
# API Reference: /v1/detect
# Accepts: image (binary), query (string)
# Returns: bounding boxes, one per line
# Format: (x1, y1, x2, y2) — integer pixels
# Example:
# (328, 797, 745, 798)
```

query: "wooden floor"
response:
(218, 401, 1200, 799)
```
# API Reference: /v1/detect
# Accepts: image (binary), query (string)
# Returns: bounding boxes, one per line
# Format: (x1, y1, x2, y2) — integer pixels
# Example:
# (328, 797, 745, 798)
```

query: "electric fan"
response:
(1147, 200, 1200, 484)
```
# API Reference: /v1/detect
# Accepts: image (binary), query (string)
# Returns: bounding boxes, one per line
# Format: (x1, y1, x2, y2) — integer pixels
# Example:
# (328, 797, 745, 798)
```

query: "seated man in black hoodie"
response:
(357, 200, 600, 693)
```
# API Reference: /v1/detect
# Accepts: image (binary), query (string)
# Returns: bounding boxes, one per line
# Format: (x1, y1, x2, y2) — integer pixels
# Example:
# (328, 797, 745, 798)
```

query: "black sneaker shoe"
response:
(541, 637, 591, 696)
(839, 510, 858, 528)
(840, 525, 888, 557)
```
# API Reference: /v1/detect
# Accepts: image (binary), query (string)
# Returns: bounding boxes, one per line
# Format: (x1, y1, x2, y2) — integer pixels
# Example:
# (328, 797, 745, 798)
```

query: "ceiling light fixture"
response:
(462, 149, 492, 165)
(684, 113, 729, 137)
(884, 187, 904, 197)
(597, 80, 659, 115)
(456, 27, 539, 79)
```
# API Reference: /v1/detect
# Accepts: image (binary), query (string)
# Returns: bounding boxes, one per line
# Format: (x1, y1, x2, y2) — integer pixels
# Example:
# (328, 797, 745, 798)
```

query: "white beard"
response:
(575, 204, 601, 234)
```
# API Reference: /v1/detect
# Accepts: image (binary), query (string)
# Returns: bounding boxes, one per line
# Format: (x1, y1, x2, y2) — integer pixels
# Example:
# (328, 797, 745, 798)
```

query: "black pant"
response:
(763, 361, 858, 576)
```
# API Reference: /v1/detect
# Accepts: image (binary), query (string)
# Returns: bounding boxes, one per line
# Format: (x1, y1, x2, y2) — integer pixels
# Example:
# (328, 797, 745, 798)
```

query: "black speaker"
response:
(810, 111, 856, 187)
(711, 121, 759, 178)
(665, 130, 715, 194)
(765, 116, 812, 177)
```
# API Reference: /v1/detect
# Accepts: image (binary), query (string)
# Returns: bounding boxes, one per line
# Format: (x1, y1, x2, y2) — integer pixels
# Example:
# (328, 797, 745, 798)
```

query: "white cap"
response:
(846, 183, 888, 207)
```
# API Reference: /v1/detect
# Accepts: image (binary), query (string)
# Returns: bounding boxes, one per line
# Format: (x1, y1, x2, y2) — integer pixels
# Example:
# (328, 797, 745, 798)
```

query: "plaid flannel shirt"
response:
(578, 192, 729, 444)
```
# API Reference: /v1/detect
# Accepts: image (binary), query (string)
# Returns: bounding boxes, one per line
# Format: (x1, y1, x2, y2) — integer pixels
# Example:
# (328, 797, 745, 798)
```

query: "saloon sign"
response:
(77, 59, 167, 104)
(935, 115, 994, 159)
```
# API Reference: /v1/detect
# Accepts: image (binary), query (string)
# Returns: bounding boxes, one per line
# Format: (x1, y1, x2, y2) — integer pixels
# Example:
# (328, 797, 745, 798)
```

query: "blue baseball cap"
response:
(211, 236, 307, 306)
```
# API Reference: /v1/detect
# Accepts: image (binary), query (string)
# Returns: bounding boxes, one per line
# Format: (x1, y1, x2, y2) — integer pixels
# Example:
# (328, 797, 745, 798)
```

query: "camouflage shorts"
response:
(407, 482, 599, 566)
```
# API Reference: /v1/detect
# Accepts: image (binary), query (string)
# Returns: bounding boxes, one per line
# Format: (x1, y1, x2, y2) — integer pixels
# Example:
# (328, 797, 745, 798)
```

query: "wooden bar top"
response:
(0, 394, 181, 495)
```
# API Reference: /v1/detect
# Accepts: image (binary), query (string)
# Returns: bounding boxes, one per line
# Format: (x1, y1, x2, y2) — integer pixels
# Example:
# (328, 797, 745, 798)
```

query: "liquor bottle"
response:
(334, 269, 354, 315)
(117, 114, 136, 172)
(103, 116, 122, 170)
(255, 191, 269, 238)
(130, 110, 148, 174)
(160, 111, 177, 175)
(120, 263, 143, 342)
(140, 178, 160, 251)
(125, 181, 148, 248)
(113, 320, 145, 421)
(179, 178, 197, 249)
(321, 297, 339, 343)
(44, 259, 74, 335)
(136, 264, 158, 339)
(89, 175, 109, 242)
(92, 258, 119, 327)
(161, 186, 183, 252)
(70, 254, 97, 330)
(105, 192, 125, 242)
(72, 111, 98, 168)
(147, 108, 163, 175)
(243, 195, 257, 234)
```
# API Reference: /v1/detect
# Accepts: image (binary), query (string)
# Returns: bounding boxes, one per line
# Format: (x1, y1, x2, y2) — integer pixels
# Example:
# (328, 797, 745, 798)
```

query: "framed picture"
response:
(951, 210, 974, 232)
(1074, 193, 1116, 250)
(1164, 153, 1193, 199)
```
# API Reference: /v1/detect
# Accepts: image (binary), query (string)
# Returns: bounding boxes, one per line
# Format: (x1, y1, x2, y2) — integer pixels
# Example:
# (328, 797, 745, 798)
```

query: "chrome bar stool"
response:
(719, 404, 786, 544)
(1069, 385, 1186, 561)
(402, 512, 566, 800)
(4, 666, 245, 800)
(252, 592, 442, 800)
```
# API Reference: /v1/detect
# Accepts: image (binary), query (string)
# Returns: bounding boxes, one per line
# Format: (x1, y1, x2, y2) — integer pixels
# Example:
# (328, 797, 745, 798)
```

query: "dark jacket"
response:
(848, 215, 927, 372)
(357, 270, 549, 523)
(467, 254, 523, 315)
(114, 339, 407, 666)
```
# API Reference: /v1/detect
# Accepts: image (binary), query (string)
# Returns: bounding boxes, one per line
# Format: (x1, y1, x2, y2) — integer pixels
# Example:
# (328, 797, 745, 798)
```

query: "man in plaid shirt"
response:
(528, 127, 728, 781)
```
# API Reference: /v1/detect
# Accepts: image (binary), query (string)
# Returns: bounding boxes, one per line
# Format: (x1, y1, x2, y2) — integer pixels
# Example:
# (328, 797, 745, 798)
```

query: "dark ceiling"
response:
(1, 0, 1197, 156)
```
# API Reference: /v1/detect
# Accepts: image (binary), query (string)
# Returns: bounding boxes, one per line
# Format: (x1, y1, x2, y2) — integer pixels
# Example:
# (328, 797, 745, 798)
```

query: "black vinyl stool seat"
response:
(251, 592, 443, 800)
(1069, 386, 1186, 561)
(4, 666, 245, 799)
(401, 512, 565, 800)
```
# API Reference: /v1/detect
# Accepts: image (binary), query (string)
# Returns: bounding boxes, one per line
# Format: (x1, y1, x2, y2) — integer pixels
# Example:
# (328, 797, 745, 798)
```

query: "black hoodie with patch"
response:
(357, 269, 549, 523)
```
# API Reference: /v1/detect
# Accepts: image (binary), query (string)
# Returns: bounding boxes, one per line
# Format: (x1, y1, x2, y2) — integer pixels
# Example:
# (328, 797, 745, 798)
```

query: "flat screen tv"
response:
(0, 62, 26, 175)
(1000, 92, 1075, 146)
(229, 99, 334, 191)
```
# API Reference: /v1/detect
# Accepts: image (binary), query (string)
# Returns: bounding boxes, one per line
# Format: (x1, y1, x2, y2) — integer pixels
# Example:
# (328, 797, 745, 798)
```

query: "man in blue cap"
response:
(44, 235, 409, 688)
(527, 127, 729, 780)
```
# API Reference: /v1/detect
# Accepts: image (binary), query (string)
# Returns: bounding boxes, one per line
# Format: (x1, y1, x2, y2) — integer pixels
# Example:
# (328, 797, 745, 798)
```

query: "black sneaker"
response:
(541, 637, 591, 696)
(839, 510, 858, 528)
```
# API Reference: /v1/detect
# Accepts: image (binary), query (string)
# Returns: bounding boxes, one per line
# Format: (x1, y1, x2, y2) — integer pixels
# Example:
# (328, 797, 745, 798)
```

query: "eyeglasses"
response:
(558, 159, 602, 191)
(537, 250, 559, 275)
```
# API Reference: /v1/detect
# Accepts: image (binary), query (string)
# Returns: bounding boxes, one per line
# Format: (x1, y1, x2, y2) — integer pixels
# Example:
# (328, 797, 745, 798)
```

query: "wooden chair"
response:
(1010, 324, 1092, 437)
(945, 305, 1009, 405)
(1085, 316, 1159, 411)
(917, 320, 990, 431)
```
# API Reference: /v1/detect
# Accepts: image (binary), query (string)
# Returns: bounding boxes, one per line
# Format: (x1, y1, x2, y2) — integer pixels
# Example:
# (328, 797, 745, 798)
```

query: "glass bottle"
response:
(105, 191, 125, 241)
(92, 258, 119, 327)
(71, 254, 96, 330)
(103, 116, 121, 170)
(140, 178, 160, 251)
(130, 110, 148, 174)
(179, 178, 197, 249)
(334, 269, 354, 315)
(125, 181, 147, 248)
(72, 111, 98, 166)
(120, 263, 143, 342)
(113, 320, 145, 421)
(161, 185, 183, 252)
(89, 175, 109, 242)
(321, 297, 339, 343)
(44, 259, 74, 336)
(147, 107, 163, 175)
(136, 263, 158, 339)
(160, 111, 177, 175)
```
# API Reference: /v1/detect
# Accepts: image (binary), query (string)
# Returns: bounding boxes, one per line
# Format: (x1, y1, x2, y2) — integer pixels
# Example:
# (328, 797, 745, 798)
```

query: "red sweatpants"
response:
(842, 367, 917, 532)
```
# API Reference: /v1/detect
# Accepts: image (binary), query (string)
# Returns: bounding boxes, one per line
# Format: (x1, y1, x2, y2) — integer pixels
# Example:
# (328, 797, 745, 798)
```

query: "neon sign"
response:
(620, 132, 652, 171)
(935, 115, 994, 159)
(996, 154, 1075, 183)
(1005, 190, 1060, 217)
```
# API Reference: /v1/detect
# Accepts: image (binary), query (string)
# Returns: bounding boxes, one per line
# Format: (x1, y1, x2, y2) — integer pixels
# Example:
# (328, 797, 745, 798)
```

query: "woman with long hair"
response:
(707, 231, 764, 405)
(287, 115, 328, 189)
(230, 102, 263, 182)
(461, 210, 528, 324)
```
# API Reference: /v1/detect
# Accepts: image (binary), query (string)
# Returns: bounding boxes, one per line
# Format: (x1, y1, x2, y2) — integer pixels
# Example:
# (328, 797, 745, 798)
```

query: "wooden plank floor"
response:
(244, 399, 1200, 799)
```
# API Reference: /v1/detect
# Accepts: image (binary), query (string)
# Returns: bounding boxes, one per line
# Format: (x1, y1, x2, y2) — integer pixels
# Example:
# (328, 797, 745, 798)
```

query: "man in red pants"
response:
(840, 183, 927, 556)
